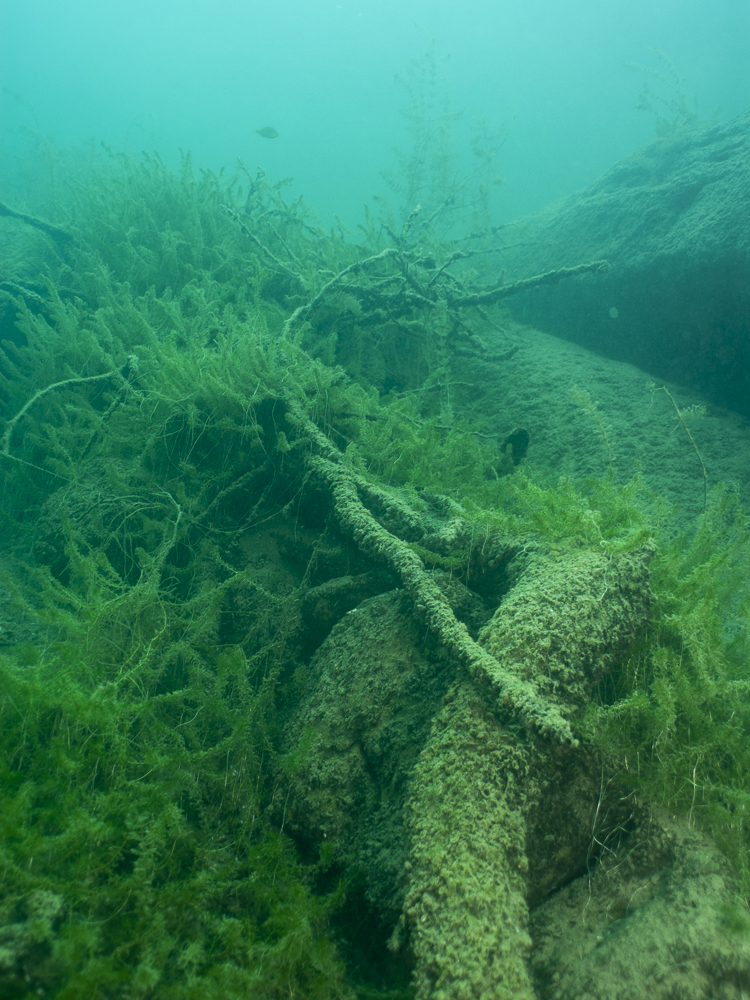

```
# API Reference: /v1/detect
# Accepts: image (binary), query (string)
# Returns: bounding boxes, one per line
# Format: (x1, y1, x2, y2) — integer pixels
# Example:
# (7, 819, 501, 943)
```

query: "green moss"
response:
(403, 683, 535, 1000)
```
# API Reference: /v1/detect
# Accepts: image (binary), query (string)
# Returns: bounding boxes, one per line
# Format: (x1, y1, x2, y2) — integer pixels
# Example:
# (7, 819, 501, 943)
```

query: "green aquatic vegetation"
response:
(628, 49, 704, 138)
(66, 150, 250, 302)
(570, 385, 616, 471)
(379, 43, 504, 241)
(0, 198, 358, 995)
(0, 604, 350, 998)
(450, 466, 650, 557)
(583, 484, 750, 893)
(0, 144, 749, 997)
(647, 381, 708, 512)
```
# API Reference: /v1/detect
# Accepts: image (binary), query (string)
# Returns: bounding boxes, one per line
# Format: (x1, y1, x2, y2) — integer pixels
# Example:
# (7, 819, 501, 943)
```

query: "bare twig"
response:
(222, 205, 301, 281)
(281, 248, 401, 338)
(2, 371, 118, 456)
(448, 259, 610, 307)
(1, 358, 138, 459)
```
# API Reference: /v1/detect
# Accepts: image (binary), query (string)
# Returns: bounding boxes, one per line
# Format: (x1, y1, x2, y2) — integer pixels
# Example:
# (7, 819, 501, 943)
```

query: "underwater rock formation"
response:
(530, 807, 750, 1000)
(497, 108, 750, 417)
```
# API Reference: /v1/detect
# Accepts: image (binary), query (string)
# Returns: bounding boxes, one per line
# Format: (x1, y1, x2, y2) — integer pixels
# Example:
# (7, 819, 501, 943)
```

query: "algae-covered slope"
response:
(0, 154, 748, 999)
(494, 108, 750, 419)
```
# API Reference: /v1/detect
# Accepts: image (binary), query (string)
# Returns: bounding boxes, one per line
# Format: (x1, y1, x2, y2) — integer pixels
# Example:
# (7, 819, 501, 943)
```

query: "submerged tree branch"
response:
(447, 259, 610, 308)
(0, 200, 75, 246)
(289, 400, 579, 744)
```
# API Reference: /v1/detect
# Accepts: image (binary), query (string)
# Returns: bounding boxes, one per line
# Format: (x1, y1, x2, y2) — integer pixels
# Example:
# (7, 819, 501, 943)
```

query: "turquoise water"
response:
(2, 0, 748, 226)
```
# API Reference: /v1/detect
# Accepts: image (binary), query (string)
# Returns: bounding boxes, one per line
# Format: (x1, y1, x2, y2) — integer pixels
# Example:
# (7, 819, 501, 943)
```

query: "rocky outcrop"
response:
(495, 109, 750, 417)
(530, 807, 750, 1000)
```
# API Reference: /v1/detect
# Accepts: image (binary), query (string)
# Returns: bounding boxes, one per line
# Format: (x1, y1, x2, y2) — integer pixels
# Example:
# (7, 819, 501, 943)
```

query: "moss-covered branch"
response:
(292, 406, 576, 742)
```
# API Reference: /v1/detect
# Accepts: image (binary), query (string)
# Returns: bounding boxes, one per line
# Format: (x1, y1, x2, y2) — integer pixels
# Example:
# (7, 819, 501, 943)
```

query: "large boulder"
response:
(530, 807, 750, 1000)
(496, 109, 750, 417)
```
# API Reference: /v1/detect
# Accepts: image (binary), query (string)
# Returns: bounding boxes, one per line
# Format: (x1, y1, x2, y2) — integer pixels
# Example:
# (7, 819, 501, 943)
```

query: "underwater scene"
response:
(1, 1, 750, 997)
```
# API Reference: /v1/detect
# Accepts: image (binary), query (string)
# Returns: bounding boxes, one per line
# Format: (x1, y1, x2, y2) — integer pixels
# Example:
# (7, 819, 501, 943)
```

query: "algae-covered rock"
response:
(529, 808, 750, 1000)
(497, 109, 750, 417)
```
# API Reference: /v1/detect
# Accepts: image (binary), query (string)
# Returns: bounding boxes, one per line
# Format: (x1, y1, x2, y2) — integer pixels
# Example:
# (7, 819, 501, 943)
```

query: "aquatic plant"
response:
(0, 143, 747, 999)
(583, 483, 750, 891)
(627, 49, 720, 137)
(378, 42, 505, 242)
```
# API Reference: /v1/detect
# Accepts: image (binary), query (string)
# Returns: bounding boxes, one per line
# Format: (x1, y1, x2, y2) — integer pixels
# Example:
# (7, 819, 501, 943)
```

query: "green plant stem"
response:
(1, 370, 120, 457)
(658, 385, 708, 513)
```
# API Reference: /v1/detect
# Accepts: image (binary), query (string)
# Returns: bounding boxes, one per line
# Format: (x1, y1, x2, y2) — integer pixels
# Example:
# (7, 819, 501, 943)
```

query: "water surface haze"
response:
(2, 0, 748, 225)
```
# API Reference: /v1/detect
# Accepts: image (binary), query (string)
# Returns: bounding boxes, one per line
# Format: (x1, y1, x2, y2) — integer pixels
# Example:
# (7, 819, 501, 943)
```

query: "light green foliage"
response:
(0, 316, 351, 991)
(0, 155, 359, 997)
(583, 484, 750, 894)
(0, 632, 350, 998)
(570, 385, 615, 470)
(379, 43, 504, 240)
(627, 49, 720, 137)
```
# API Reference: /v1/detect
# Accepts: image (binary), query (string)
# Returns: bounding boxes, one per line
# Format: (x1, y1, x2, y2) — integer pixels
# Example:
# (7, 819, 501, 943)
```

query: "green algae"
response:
(0, 148, 748, 999)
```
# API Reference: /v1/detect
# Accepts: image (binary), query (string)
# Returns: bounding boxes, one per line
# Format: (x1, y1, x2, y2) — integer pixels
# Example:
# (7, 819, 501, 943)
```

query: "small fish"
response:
(255, 127, 279, 139)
